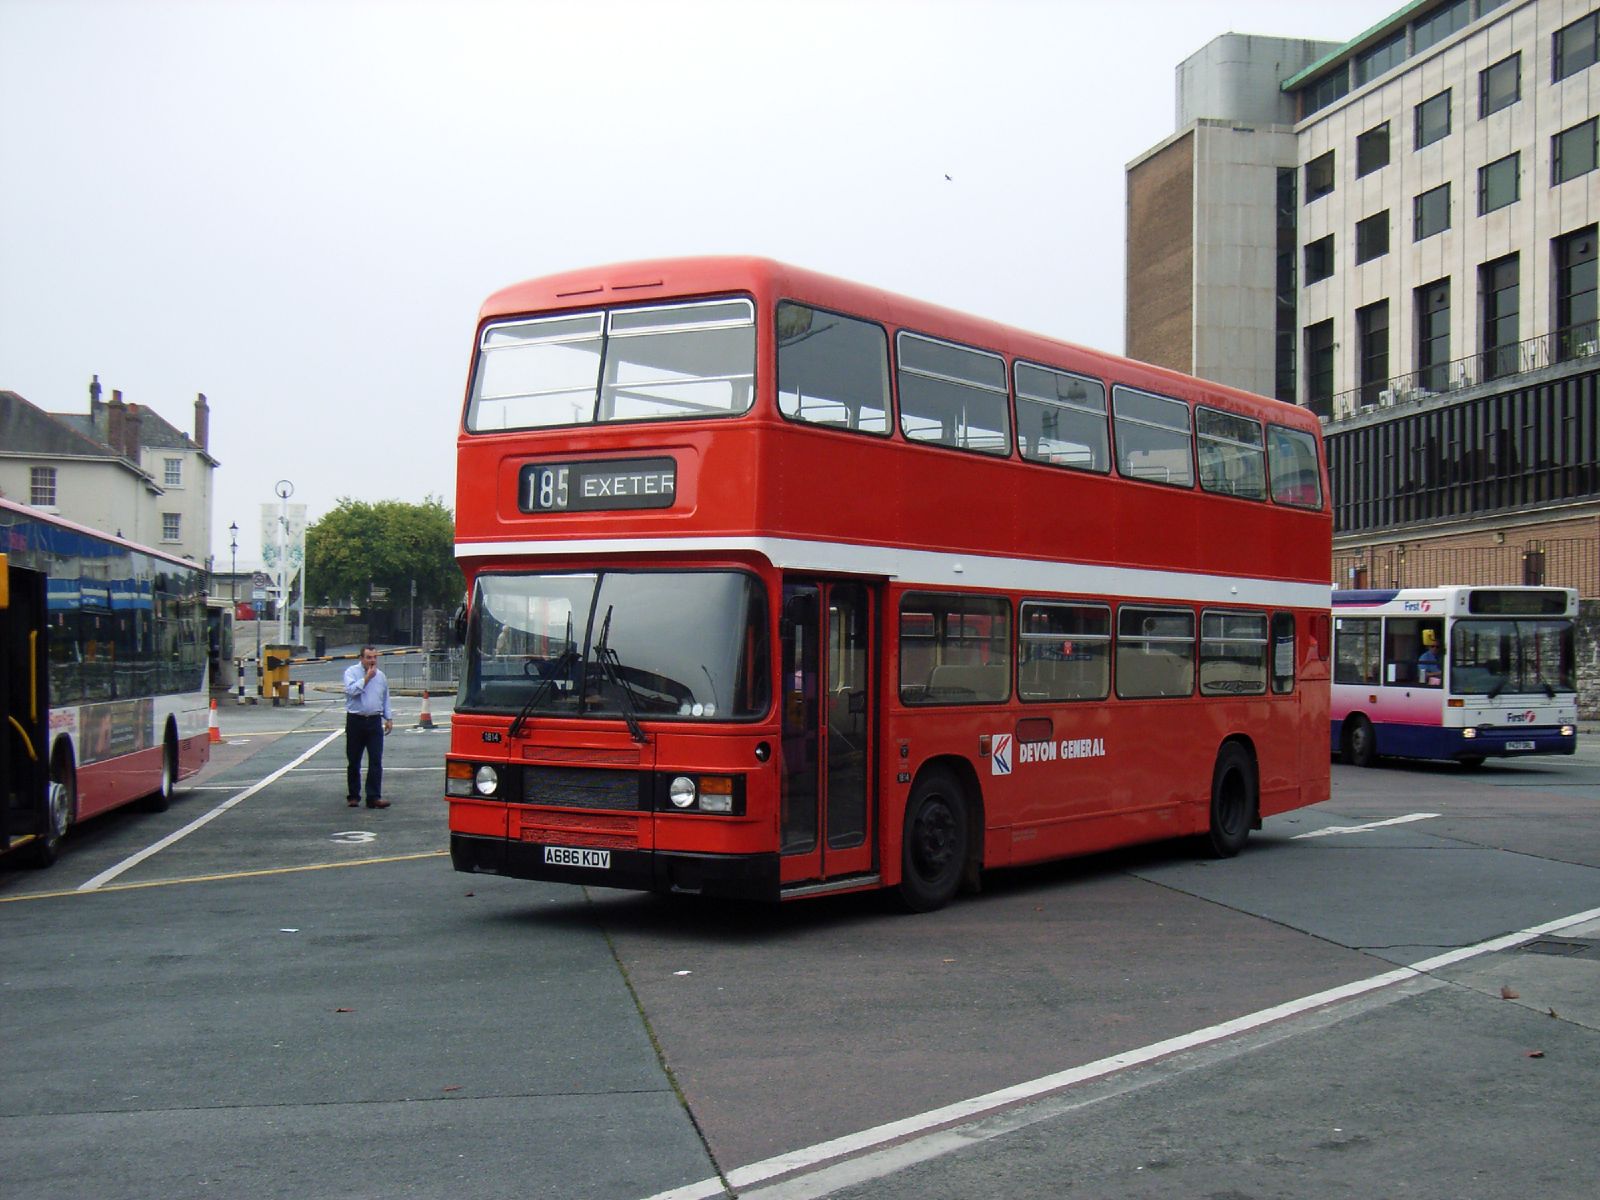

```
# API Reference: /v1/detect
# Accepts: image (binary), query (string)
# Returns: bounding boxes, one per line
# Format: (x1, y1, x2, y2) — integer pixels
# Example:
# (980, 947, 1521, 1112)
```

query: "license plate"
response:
(1505, 740, 1535, 751)
(544, 845, 611, 870)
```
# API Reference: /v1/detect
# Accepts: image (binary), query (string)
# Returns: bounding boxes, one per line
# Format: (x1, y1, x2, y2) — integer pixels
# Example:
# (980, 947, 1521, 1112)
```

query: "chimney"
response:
(89, 374, 106, 437)
(107, 389, 127, 456)
(124, 402, 143, 460)
(194, 392, 210, 451)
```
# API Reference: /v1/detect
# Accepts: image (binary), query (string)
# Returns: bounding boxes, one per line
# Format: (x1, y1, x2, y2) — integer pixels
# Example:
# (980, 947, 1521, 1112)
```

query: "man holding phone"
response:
(343, 645, 394, 808)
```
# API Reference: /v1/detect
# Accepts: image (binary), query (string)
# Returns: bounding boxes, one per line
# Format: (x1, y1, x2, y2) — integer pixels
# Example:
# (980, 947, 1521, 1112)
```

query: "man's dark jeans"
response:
(346, 713, 385, 800)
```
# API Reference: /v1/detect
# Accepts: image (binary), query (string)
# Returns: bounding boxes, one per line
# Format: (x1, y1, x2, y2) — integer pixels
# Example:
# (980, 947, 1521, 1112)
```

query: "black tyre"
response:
(140, 728, 178, 813)
(1205, 743, 1257, 858)
(896, 768, 969, 913)
(1343, 716, 1378, 768)
(1459, 756, 1485, 770)
(27, 745, 76, 868)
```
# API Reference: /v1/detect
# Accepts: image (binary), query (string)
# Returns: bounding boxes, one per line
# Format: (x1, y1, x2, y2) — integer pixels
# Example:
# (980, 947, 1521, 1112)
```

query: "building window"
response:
(1554, 226, 1598, 361)
(29, 466, 56, 507)
(1304, 234, 1335, 284)
(1357, 300, 1390, 407)
(1554, 11, 1598, 82)
(1415, 90, 1451, 149)
(1552, 118, 1598, 185)
(1304, 151, 1335, 202)
(1356, 212, 1389, 264)
(162, 512, 182, 542)
(1274, 167, 1298, 404)
(1479, 254, 1520, 380)
(1302, 69, 1350, 119)
(1304, 320, 1334, 412)
(1479, 53, 1520, 118)
(1414, 0, 1469, 54)
(1413, 184, 1450, 241)
(1354, 30, 1406, 86)
(1416, 280, 1450, 393)
(1477, 153, 1520, 215)
(163, 457, 183, 486)
(1356, 122, 1390, 176)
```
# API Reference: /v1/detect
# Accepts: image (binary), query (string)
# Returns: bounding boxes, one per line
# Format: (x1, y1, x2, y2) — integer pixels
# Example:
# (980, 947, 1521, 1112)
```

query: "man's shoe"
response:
(366, 799, 390, 809)
(347, 798, 360, 807)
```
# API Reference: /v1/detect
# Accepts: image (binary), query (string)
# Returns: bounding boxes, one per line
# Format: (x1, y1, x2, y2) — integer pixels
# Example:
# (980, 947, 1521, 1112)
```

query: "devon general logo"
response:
(991, 733, 1013, 775)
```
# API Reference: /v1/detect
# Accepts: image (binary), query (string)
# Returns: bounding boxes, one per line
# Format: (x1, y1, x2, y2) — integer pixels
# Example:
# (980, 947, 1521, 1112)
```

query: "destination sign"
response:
(518, 457, 677, 513)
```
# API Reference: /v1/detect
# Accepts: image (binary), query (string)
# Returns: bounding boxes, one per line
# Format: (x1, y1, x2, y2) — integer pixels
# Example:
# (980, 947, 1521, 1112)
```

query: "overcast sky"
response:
(0, 0, 1400, 566)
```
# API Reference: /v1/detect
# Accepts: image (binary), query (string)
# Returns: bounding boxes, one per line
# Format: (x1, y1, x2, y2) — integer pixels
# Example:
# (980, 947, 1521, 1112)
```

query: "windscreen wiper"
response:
(508, 646, 579, 740)
(592, 605, 648, 744)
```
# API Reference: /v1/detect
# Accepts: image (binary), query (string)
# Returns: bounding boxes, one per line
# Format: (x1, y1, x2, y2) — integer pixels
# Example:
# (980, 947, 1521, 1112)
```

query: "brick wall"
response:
(1125, 132, 1194, 372)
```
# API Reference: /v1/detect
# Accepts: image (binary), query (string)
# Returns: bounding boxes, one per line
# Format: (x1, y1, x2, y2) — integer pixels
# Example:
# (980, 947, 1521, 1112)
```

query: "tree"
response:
(304, 496, 462, 612)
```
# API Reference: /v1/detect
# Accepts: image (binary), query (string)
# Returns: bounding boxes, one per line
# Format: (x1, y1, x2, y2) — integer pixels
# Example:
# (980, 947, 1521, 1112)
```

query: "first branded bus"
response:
(1331, 585, 1578, 767)
(445, 257, 1333, 910)
(1, 498, 210, 866)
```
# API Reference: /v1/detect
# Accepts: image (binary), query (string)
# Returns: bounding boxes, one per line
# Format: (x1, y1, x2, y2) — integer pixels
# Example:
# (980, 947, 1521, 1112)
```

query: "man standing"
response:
(344, 645, 394, 808)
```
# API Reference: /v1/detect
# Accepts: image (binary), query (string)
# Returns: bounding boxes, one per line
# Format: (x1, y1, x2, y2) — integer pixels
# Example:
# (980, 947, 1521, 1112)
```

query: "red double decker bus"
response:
(446, 258, 1331, 910)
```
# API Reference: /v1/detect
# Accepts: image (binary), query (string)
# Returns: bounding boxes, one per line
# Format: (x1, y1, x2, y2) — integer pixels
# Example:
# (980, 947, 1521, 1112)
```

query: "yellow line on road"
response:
(0, 850, 448, 903)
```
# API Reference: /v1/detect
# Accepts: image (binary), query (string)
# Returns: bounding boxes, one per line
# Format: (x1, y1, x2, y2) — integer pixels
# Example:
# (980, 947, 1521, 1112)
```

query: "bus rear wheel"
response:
(896, 768, 968, 913)
(1343, 716, 1377, 768)
(140, 729, 178, 813)
(1205, 743, 1256, 858)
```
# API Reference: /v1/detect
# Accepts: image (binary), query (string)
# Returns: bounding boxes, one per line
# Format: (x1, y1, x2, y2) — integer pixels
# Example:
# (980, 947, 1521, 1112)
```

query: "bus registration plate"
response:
(544, 846, 611, 870)
(1505, 741, 1535, 751)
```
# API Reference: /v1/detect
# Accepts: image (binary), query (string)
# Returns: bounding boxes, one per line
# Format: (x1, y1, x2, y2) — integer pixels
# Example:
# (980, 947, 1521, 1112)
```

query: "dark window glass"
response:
(1355, 30, 1407, 85)
(899, 592, 1011, 705)
(1304, 234, 1335, 284)
(1018, 602, 1110, 702)
(1555, 11, 1599, 82)
(1271, 612, 1297, 695)
(1267, 425, 1323, 509)
(1356, 211, 1390, 263)
(1115, 606, 1194, 699)
(1553, 118, 1598, 185)
(776, 302, 890, 435)
(1478, 152, 1520, 214)
(1302, 68, 1351, 118)
(896, 332, 1010, 456)
(1555, 226, 1598, 361)
(1334, 616, 1381, 684)
(1357, 300, 1390, 407)
(1195, 406, 1266, 500)
(1416, 279, 1450, 393)
(1413, 183, 1450, 241)
(1479, 53, 1520, 117)
(1112, 386, 1193, 488)
(1305, 320, 1335, 411)
(1415, 90, 1451, 149)
(1200, 610, 1268, 697)
(1014, 362, 1109, 473)
(1479, 253, 1520, 380)
(1413, 0, 1469, 53)
(1304, 151, 1335, 202)
(1356, 122, 1390, 176)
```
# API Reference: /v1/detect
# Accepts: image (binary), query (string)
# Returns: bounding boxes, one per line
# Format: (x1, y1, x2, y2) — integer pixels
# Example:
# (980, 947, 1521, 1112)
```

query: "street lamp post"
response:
(229, 522, 238, 608)
(275, 480, 293, 647)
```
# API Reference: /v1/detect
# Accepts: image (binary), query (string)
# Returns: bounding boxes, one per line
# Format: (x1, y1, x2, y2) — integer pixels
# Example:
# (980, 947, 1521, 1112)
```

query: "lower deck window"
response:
(1200, 610, 1268, 696)
(1115, 606, 1195, 698)
(1018, 601, 1110, 701)
(899, 592, 1011, 703)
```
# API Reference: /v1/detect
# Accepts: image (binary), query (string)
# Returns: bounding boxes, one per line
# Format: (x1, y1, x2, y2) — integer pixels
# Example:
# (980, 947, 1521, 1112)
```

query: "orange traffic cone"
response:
(418, 690, 435, 729)
(208, 698, 223, 744)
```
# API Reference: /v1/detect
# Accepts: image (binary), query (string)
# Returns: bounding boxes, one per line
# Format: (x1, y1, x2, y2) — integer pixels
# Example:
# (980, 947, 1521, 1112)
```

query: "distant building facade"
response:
(1127, 0, 1600, 600)
(0, 377, 218, 567)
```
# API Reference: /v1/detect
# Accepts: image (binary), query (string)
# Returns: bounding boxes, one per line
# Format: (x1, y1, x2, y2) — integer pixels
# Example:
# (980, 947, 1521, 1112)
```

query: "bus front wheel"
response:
(1205, 743, 1257, 858)
(896, 768, 968, 913)
(27, 746, 76, 869)
(1343, 716, 1377, 768)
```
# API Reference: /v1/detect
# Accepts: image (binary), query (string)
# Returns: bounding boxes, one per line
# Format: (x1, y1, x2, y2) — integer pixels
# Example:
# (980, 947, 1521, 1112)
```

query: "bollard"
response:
(236, 661, 246, 705)
(295, 679, 305, 706)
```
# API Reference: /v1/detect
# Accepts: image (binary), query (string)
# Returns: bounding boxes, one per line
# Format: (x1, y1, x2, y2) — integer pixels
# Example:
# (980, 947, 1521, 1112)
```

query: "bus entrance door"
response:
(779, 580, 875, 888)
(2, 561, 49, 856)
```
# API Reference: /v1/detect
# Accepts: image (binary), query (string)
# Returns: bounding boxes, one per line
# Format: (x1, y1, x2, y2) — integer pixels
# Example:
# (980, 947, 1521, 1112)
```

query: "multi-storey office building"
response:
(1128, 0, 1600, 608)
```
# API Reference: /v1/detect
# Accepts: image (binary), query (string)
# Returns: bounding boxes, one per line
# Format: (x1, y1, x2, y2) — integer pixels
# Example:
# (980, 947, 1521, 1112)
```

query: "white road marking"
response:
(640, 904, 1600, 1200)
(1292, 812, 1440, 839)
(77, 729, 343, 892)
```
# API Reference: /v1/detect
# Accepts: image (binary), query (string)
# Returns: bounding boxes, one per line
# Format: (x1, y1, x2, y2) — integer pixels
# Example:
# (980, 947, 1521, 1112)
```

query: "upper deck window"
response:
(1111, 386, 1192, 488)
(897, 332, 1011, 456)
(467, 297, 756, 431)
(1266, 424, 1324, 509)
(1195, 406, 1266, 500)
(1014, 362, 1109, 473)
(776, 302, 890, 434)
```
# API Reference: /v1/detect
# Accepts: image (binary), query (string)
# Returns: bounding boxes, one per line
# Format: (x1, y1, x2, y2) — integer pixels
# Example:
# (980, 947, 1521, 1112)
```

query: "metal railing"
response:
(1314, 322, 1600, 421)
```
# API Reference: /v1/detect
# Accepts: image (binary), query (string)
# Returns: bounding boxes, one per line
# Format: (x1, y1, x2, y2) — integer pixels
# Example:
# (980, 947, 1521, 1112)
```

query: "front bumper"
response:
(450, 832, 780, 901)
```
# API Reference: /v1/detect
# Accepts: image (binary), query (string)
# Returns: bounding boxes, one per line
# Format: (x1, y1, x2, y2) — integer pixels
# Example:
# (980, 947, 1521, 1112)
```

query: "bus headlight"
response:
(669, 777, 697, 808)
(475, 765, 501, 796)
(1562, 725, 1575, 737)
(1462, 727, 1478, 739)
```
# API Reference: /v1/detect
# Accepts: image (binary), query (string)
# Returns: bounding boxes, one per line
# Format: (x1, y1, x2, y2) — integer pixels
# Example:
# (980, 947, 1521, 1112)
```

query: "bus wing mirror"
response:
(452, 605, 468, 646)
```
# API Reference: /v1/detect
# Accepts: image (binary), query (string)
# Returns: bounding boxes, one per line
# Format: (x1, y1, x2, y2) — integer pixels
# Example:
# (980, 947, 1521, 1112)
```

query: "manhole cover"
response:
(1519, 938, 1596, 958)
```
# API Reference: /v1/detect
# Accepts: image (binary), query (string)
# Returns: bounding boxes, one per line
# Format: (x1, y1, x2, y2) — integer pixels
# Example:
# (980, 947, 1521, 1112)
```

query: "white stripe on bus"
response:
(455, 536, 1331, 609)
